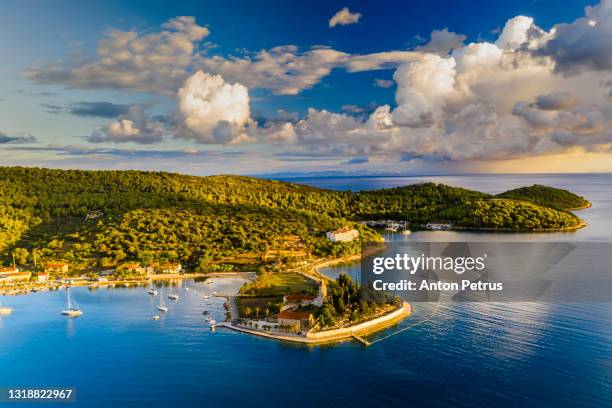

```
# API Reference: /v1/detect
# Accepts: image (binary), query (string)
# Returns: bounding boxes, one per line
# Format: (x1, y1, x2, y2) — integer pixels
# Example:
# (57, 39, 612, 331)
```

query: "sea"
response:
(0, 173, 610, 407)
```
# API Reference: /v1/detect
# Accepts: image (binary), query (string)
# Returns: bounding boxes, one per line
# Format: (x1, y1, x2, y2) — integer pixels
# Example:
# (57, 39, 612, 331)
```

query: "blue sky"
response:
(0, 0, 610, 175)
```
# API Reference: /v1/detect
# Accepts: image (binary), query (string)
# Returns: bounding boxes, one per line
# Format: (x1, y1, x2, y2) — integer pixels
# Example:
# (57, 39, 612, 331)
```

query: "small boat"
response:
(206, 280, 213, 285)
(184, 287, 190, 292)
(202, 310, 209, 315)
(157, 288, 168, 312)
(148, 288, 158, 296)
(61, 287, 83, 317)
(203, 295, 210, 299)
(209, 318, 216, 329)
(152, 315, 160, 320)
(168, 294, 179, 300)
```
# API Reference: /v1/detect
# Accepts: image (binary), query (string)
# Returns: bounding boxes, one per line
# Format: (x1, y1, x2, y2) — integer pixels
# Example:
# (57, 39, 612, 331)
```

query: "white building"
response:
(326, 227, 359, 242)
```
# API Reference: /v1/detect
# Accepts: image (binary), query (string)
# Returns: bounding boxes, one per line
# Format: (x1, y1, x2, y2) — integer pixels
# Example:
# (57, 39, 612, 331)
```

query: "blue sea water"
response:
(1, 174, 611, 407)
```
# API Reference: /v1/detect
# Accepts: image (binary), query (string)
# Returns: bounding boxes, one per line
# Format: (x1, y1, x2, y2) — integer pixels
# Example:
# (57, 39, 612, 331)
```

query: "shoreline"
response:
(219, 301, 412, 345)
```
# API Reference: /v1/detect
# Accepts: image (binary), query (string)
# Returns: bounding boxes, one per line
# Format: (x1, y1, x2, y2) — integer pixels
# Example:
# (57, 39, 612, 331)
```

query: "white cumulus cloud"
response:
(329, 7, 362, 27)
(176, 70, 251, 144)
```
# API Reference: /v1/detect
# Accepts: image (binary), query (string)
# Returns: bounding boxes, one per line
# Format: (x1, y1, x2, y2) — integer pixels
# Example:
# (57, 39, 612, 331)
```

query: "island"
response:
(0, 167, 590, 341)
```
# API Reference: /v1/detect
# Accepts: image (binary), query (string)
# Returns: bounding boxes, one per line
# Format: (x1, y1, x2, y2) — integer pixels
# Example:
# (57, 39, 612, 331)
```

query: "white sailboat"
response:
(209, 318, 216, 329)
(148, 287, 158, 296)
(61, 287, 82, 317)
(156, 288, 168, 312)
(0, 298, 13, 315)
(168, 285, 179, 300)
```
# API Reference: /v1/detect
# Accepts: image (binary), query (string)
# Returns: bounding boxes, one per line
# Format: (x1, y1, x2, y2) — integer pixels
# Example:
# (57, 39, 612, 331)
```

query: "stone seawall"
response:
(306, 302, 411, 342)
(220, 302, 411, 345)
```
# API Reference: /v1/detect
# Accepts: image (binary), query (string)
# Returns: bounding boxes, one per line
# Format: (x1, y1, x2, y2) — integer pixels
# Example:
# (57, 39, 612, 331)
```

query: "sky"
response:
(0, 0, 610, 176)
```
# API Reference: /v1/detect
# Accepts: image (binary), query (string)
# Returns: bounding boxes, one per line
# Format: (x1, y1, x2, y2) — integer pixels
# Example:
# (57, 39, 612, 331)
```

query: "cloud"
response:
(22, 15, 420, 96)
(373, 79, 394, 88)
(530, 92, 578, 111)
(24, 16, 209, 95)
(538, 0, 612, 73)
(68, 101, 132, 118)
(176, 70, 251, 144)
(0, 132, 37, 144)
(329, 7, 362, 27)
(196, 46, 349, 95)
(88, 105, 164, 144)
(341, 104, 365, 113)
(344, 156, 369, 164)
(255, 2, 612, 162)
(415, 28, 467, 55)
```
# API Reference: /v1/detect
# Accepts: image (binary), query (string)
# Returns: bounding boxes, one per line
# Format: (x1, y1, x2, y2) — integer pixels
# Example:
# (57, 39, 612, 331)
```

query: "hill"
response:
(0, 167, 586, 272)
(497, 184, 591, 210)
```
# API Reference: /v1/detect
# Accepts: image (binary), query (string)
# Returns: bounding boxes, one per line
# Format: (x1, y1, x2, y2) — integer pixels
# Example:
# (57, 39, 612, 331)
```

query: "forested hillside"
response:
(0, 167, 587, 272)
(497, 185, 591, 210)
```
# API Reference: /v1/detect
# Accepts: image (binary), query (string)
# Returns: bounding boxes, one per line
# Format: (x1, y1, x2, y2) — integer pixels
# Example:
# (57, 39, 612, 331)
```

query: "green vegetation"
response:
(315, 274, 400, 329)
(239, 272, 318, 297)
(236, 296, 282, 319)
(0, 167, 588, 271)
(497, 184, 590, 210)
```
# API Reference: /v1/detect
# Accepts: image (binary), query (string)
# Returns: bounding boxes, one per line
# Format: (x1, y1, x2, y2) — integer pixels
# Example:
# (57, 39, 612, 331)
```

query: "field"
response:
(239, 272, 318, 297)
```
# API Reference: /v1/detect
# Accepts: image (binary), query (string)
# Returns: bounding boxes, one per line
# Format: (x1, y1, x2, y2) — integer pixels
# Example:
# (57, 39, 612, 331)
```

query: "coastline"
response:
(219, 301, 412, 345)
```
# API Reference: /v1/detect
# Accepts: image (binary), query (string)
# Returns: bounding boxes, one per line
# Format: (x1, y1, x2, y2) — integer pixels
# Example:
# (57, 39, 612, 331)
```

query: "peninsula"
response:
(0, 167, 590, 339)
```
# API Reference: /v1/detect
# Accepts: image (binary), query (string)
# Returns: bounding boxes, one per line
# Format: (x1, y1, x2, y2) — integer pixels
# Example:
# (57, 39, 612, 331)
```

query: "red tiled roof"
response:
(45, 262, 68, 268)
(284, 294, 316, 302)
(278, 311, 312, 320)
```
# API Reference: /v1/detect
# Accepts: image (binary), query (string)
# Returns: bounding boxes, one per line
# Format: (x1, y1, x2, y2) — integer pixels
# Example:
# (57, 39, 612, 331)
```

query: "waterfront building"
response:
(277, 310, 314, 331)
(282, 294, 317, 309)
(44, 262, 69, 274)
(117, 262, 146, 275)
(0, 267, 19, 276)
(0, 271, 32, 283)
(36, 272, 49, 283)
(326, 227, 359, 242)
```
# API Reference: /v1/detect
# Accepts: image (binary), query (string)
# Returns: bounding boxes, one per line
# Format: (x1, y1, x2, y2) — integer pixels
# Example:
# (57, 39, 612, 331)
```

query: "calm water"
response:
(1, 174, 611, 407)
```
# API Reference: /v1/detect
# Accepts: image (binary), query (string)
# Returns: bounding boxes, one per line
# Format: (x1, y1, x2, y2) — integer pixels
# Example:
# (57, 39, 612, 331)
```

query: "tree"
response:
(13, 248, 29, 266)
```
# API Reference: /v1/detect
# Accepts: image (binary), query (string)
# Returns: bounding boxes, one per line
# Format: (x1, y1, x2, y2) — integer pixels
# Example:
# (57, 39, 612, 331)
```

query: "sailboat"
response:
(156, 288, 168, 312)
(148, 287, 158, 296)
(168, 285, 179, 300)
(0, 298, 13, 315)
(61, 287, 82, 317)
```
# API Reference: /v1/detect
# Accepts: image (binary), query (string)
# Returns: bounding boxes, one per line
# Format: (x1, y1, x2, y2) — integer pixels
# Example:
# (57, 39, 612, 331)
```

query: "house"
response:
(277, 310, 314, 331)
(36, 272, 49, 283)
(158, 262, 182, 274)
(282, 294, 317, 308)
(44, 262, 69, 274)
(0, 271, 31, 282)
(146, 262, 182, 275)
(117, 262, 146, 275)
(326, 227, 359, 242)
(0, 267, 19, 276)
(96, 276, 109, 282)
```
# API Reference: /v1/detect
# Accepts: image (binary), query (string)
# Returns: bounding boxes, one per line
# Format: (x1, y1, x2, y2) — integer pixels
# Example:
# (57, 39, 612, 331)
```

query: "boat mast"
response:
(67, 288, 72, 310)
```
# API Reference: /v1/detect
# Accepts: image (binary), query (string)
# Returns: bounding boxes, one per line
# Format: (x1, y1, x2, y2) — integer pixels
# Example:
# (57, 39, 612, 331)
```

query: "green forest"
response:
(497, 184, 590, 210)
(0, 167, 588, 272)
